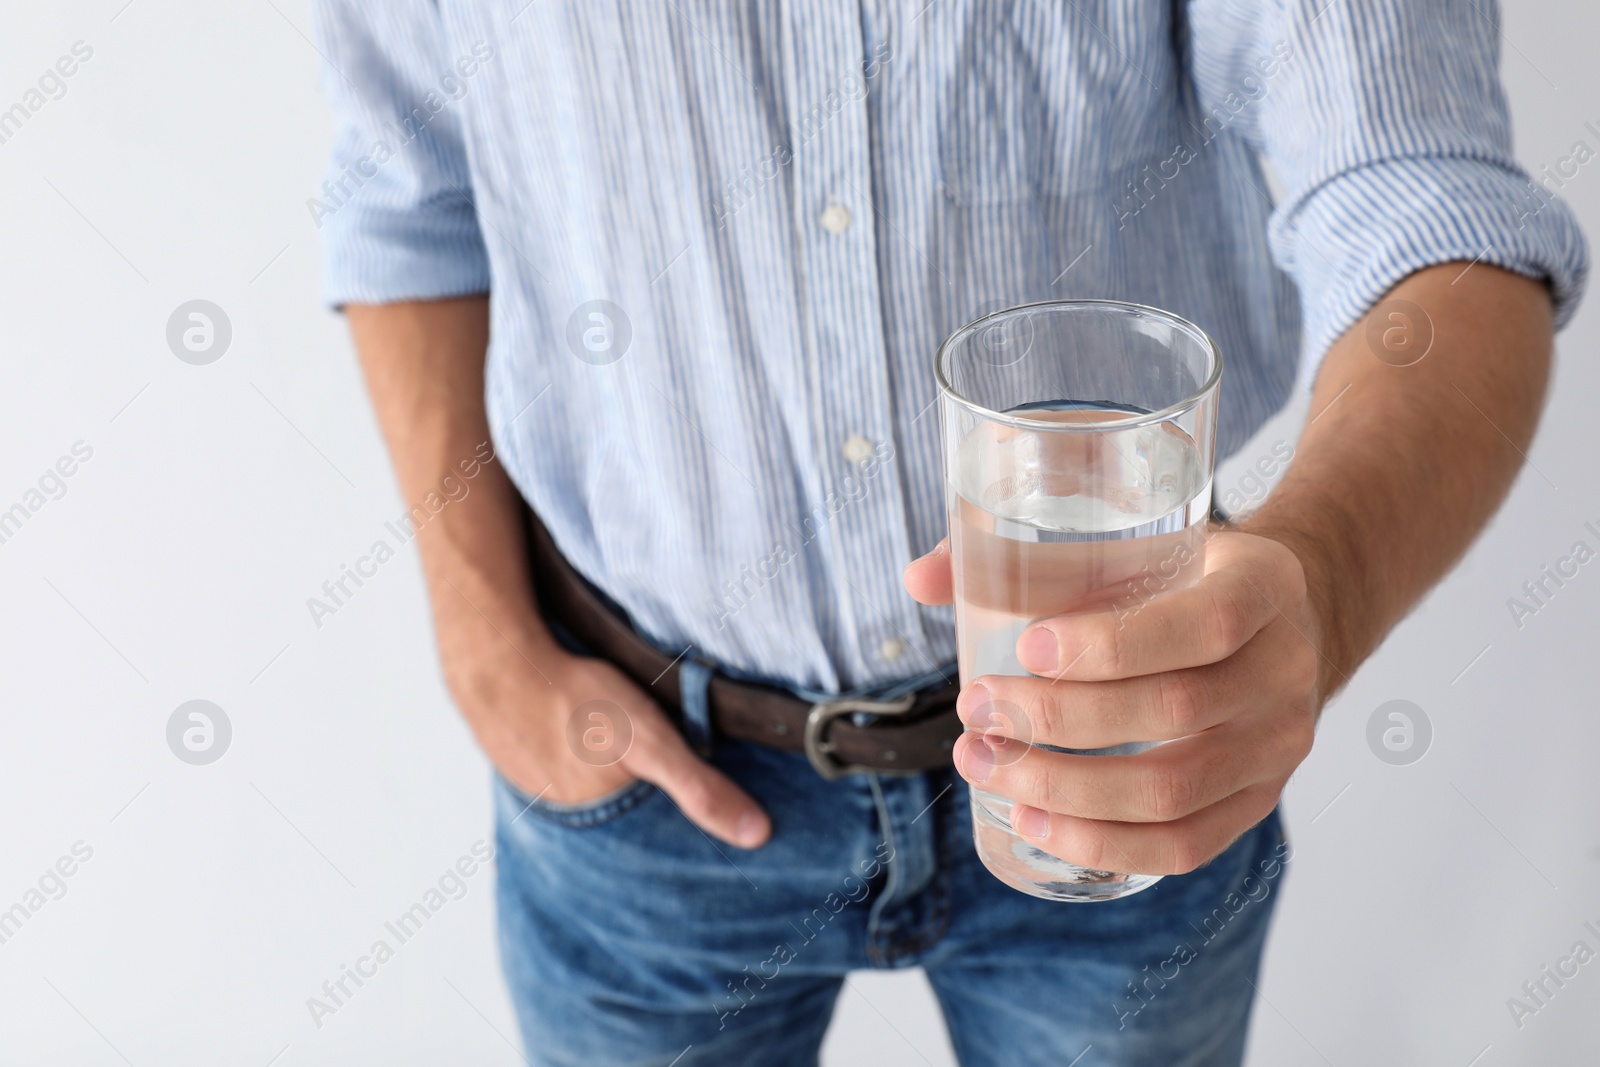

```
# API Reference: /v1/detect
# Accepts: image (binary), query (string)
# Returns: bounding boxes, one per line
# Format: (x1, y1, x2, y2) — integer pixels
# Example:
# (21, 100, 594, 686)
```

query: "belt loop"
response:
(678, 656, 716, 756)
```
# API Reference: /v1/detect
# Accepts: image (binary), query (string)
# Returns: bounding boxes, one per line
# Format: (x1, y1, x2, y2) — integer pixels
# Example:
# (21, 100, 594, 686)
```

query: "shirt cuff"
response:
(1271, 155, 1589, 389)
(318, 199, 491, 309)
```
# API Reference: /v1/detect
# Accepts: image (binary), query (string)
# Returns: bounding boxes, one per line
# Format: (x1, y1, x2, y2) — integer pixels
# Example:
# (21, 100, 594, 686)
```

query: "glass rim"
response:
(933, 298, 1224, 433)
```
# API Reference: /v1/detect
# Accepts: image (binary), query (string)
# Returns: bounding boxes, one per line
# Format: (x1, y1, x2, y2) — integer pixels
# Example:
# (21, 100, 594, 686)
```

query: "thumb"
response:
(624, 711, 772, 850)
(902, 538, 954, 606)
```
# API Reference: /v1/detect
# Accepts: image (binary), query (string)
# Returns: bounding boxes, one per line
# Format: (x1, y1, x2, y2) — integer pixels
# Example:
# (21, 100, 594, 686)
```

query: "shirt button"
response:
(841, 434, 875, 465)
(819, 202, 852, 234)
(878, 637, 907, 661)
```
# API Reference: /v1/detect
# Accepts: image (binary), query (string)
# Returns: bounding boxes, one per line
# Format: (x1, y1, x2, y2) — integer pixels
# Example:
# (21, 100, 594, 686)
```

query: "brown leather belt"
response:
(526, 509, 962, 778)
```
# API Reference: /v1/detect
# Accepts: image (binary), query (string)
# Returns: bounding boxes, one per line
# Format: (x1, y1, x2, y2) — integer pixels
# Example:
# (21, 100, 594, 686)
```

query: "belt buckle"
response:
(804, 693, 919, 780)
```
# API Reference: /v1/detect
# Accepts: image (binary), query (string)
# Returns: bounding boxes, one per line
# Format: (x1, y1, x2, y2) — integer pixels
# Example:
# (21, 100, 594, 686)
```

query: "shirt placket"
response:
(782, 0, 931, 687)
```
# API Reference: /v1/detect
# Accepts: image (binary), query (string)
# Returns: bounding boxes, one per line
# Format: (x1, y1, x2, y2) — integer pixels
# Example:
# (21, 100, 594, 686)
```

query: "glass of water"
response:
(935, 299, 1222, 902)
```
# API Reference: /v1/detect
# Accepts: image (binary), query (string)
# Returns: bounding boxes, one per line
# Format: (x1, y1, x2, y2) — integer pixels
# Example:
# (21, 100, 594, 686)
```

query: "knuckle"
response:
(1155, 671, 1205, 736)
(1087, 617, 1131, 677)
(1280, 707, 1317, 764)
(1250, 787, 1284, 828)
(1144, 765, 1197, 822)
(1060, 822, 1107, 871)
(1205, 585, 1255, 657)
(1289, 645, 1320, 695)
(1022, 684, 1062, 744)
(1012, 752, 1054, 806)
(1166, 834, 1207, 875)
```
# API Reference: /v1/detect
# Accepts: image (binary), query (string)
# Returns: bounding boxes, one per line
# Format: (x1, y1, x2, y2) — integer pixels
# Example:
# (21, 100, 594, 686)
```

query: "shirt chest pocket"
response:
(931, 7, 1167, 206)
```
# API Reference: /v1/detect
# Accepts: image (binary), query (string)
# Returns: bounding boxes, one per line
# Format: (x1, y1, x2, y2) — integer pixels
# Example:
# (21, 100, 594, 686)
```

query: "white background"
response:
(1, 3, 1597, 1065)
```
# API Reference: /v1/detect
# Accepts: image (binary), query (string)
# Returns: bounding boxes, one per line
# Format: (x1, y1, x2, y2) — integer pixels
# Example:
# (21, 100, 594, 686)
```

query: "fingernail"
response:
(960, 733, 995, 783)
(1013, 805, 1049, 840)
(1018, 627, 1059, 673)
(958, 682, 993, 728)
(735, 810, 767, 849)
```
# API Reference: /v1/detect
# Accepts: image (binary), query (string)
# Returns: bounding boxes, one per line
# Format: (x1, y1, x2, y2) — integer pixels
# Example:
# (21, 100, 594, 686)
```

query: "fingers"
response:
(1015, 533, 1306, 680)
(953, 715, 1285, 825)
(1005, 780, 1284, 876)
(961, 664, 1237, 750)
(964, 615, 1308, 748)
(548, 656, 772, 850)
(624, 710, 772, 850)
(947, 652, 1312, 825)
(902, 539, 953, 605)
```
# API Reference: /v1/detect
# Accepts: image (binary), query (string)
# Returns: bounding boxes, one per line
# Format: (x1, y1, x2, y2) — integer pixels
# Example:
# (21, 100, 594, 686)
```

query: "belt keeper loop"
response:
(678, 656, 716, 757)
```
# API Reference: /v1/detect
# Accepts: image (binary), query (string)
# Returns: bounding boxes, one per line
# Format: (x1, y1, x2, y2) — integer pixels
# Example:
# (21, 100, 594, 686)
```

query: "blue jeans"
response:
(495, 599, 1285, 1064)
(493, 728, 1288, 1066)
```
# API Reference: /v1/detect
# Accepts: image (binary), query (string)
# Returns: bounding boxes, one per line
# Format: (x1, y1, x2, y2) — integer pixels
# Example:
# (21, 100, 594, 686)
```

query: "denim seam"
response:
(511, 778, 660, 829)
(865, 772, 956, 968)
(882, 776, 959, 964)
(867, 771, 962, 965)
(868, 878, 953, 967)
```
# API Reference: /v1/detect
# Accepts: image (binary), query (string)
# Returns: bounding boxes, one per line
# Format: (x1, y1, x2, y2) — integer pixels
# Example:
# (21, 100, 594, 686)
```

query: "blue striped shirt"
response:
(310, 0, 1587, 693)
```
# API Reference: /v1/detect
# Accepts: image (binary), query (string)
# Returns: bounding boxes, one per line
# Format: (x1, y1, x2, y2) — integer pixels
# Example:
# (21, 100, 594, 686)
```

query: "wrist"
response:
(434, 600, 572, 762)
(423, 548, 566, 682)
(1231, 512, 1356, 703)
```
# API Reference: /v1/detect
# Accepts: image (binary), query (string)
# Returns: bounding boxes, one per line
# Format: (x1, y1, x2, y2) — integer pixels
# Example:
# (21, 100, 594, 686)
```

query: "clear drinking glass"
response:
(935, 299, 1222, 903)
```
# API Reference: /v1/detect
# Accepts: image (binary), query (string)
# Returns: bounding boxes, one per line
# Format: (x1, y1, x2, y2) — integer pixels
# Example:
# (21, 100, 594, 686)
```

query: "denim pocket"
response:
(495, 772, 661, 830)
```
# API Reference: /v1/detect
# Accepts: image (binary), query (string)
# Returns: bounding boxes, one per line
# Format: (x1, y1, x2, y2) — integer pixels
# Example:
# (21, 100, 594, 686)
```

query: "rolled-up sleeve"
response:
(1189, 0, 1588, 386)
(308, 0, 490, 308)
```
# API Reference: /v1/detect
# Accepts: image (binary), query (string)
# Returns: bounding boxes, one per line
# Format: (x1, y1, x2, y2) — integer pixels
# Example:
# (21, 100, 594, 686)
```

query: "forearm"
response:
(342, 297, 770, 838)
(345, 297, 562, 688)
(1239, 263, 1554, 698)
